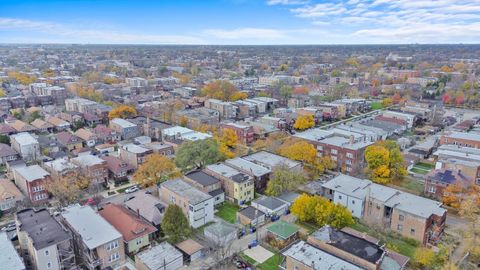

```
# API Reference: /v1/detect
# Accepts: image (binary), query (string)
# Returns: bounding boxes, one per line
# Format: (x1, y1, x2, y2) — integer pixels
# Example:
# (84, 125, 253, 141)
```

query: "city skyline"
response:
(1, 0, 480, 45)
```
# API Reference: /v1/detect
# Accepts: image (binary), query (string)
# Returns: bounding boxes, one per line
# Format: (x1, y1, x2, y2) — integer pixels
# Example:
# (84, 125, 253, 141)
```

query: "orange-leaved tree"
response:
(293, 114, 315, 130)
(108, 105, 137, 120)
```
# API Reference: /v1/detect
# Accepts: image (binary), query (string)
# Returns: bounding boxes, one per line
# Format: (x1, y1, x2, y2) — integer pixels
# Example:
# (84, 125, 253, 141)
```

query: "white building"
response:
(10, 133, 40, 162)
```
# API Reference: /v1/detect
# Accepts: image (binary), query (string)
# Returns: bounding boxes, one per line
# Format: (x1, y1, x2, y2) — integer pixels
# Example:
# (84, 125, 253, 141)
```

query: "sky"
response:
(0, 0, 479, 45)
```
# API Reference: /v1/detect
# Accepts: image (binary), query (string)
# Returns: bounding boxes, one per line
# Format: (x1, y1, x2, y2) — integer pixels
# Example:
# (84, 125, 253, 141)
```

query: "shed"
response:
(175, 239, 204, 263)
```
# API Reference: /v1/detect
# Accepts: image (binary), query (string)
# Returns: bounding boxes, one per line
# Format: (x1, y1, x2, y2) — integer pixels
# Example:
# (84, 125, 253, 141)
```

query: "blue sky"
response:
(0, 0, 479, 44)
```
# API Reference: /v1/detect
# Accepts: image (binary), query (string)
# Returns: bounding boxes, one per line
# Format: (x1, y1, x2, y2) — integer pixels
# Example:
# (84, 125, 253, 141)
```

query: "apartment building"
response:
(43, 158, 78, 180)
(183, 170, 224, 206)
(61, 205, 125, 270)
(126, 77, 148, 87)
(205, 163, 254, 204)
(65, 98, 98, 114)
(159, 179, 214, 228)
(11, 133, 40, 162)
(119, 143, 153, 169)
(295, 128, 374, 175)
(0, 231, 25, 270)
(109, 118, 140, 140)
(439, 132, 480, 149)
(16, 208, 75, 270)
(13, 165, 50, 204)
(99, 204, 157, 255)
(322, 174, 447, 245)
(71, 155, 108, 186)
(92, 125, 121, 144)
(204, 99, 237, 120)
(220, 122, 254, 144)
(224, 157, 271, 191)
(174, 108, 220, 128)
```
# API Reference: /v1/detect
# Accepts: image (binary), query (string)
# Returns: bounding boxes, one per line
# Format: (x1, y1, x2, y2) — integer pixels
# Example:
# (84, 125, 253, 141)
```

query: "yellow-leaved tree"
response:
(201, 80, 239, 101)
(293, 114, 315, 130)
(133, 154, 181, 187)
(108, 105, 137, 120)
(230, 92, 248, 101)
(365, 140, 406, 184)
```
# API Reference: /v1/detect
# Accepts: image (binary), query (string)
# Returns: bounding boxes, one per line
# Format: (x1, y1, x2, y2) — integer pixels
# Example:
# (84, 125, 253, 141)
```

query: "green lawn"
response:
(215, 202, 240, 223)
(349, 222, 419, 258)
(410, 167, 430, 175)
(239, 253, 257, 265)
(415, 162, 434, 170)
(257, 253, 282, 270)
(371, 102, 383, 110)
(391, 177, 424, 195)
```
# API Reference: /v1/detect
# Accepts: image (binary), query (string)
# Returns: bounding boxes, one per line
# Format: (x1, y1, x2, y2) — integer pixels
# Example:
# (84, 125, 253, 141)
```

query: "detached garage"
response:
(135, 242, 183, 270)
(175, 239, 204, 263)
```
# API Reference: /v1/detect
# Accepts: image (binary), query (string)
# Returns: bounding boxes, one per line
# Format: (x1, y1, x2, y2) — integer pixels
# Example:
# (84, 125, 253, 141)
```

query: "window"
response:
(351, 200, 355, 205)
(338, 195, 342, 200)
(47, 262, 52, 269)
(410, 228, 415, 235)
(427, 186, 436, 193)
(108, 252, 120, 262)
(397, 224, 403, 231)
(399, 214, 404, 221)
(45, 250, 49, 256)
(331, 149, 338, 155)
(136, 238, 142, 245)
(346, 153, 353, 159)
(105, 241, 119, 251)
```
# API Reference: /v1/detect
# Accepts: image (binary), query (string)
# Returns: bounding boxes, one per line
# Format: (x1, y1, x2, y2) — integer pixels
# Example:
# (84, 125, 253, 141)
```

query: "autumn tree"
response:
(459, 196, 480, 262)
(108, 105, 137, 120)
(381, 97, 393, 107)
(133, 154, 180, 187)
(293, 114, 315, 130)
(45, 172, 90, 207)
(291, 194, 354, 229)
(365, 140, 406, 184)
(230, 91, 248, 101)
(201, 80, 239, 101)
(440, 65, 453, 73)
(413, 247, 436, 269)
(293, 86, 309, 95)
(345, 57, 360, 67)
(161, 204, 191, 243)
(278, 140, 335, 177)
(265, 165, 307, 196)
(279, 85, 293, 102)
(175, 138, 225, 171)
(8, 71, 37, 85)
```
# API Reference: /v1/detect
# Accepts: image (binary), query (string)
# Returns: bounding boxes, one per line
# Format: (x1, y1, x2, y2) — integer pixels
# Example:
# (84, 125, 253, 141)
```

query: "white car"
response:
(124, 186, 139, 194)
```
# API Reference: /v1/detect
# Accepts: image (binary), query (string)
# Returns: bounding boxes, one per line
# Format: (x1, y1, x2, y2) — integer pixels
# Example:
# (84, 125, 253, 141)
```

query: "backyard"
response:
(410, 162, 434, 175)
(215, 201, 240, 223)
(240, 246, 282, 270)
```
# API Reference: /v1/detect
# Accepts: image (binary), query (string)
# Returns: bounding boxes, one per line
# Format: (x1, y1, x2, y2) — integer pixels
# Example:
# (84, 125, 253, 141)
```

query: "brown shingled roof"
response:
(99, 204, 157, 242)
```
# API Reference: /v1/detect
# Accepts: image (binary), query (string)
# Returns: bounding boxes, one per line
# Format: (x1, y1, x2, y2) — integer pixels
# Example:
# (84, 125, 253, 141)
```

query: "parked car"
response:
(125, 185, 139, 194)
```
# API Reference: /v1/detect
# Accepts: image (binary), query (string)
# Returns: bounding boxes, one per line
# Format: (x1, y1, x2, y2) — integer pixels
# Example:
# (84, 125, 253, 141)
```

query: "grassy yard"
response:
(215, 202, 240, 223)
(371, 102, 383, 110)
(239, 253, 257, 265)
(257, 253, 282, 270)
(391, 177, 424, 195)
(349, 222, 419, 258)
(410, 162, 434, 175)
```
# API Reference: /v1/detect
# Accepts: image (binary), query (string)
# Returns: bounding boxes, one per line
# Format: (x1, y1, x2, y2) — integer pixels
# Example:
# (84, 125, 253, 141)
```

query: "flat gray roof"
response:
(243, 151, 300, 169)
(225, 158, 270, 177)
(61, 205, 122, 250)
(161, 179, 212, 205)
(14, 165, 49, 182)
(0, 232, 25, 270)
(136, 242, 182, 269)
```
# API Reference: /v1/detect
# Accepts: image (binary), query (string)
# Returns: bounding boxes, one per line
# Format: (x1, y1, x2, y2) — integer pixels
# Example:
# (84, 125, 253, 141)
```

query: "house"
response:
(0, 231, 25, 270)
(30, 119, 54, 133)
(282, 241, 364, 270)
(251, 196, 288, 217)
(71, 155, 108, 186)
(95, 143, 115, 156)
(61, 205, 125, 270)
(173, 108, 220, 128)
(46, 116, 70, 131)
(7, 120, 36, 133)
(126, 117, 171, 141)
(101, 156, 134, 184)
(16, 208, 75, 270)
(74, 128, 97, 147)
(306, 225, 409, 270)
(159, 179, 214, 228)
(93, 125, 121, 143)
(175, 239, 204, 264)
(83, 113, 102, 127)
(11, 133, 40, 162)
(55, 131, 83, 151)
(204, 163, 254, 204)
(183, 170, 224, 206)
(43, 157, 78, 179)
(99, 204, 157, 254)
(0, 123, 16, 135)
(109, 118, 140, 140)
(0, 143, 18, 164)
(0, 179, 24, 211)
(119, 143, 153, 169)
(162, 126, 212, 142)
(224, 157, 271, 190)
(322, 174, 447, 245)
(237, 206, 266, 226)
(143, 142, 174, 156)
(134, 242, 183, 270)
(124, 191, 167, 230)
(243, 151, 303, 172)
(13, 165, 50, 204)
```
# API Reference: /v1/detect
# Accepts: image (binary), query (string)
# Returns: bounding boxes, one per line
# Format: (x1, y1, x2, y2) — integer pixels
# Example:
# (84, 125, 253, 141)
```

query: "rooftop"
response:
(175, 239, 203, 255)
(185, 170, 220, 187)
(243, 151, 300, 169)
(225, 157, 270, 177)
(16, 208, 71, 250)
(11, 132, 38, 145)
(136, 242, 183, 269)
(253, 196, 287, 211)
(0, 232, 25, 270)
(122, 143, 151, 154)
(266, 221, 299, 239)
(71, 154, 105, 167)
(283, 241, 363, 270)
(111, 118, 137, 128)
(124, 191, 166, 226)
(14, 165, 49, 182)
(61, 205, 122, 250)
(161, 179, 212, 205)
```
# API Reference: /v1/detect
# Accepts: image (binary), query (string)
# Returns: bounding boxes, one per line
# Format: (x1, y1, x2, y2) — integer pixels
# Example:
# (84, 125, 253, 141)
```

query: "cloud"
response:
(0, 17, 203, 44)
(266, 0, 308, 5)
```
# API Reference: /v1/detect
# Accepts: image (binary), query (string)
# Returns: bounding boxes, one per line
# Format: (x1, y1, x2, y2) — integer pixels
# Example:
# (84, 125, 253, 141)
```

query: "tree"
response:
(442, 184, 480, 209)
(0, 134, 10, 145)
(265, 165, 307, 196)
(381, 97, 393, 107)
(230, 91, 248, 101)
(291, 194, 354, 229)
(440, 65, 453, 73)
(413, 247, 436, 269)
(279, 85, 293, 101)
(345, 57, 360, 67)
(133, 154, 180, 187)
(459, 196, 480, 262)
(175, 139, 225, 171)
(0, 88, 6, 97)
(45, 173, 90, 207)
(293, 86, 309, 95)
(201, 80, 239, 101)
(161, 204, 191, 243)
(365, 140, 406, 184)
(27, 110, 43, 123)
(278, 140, 334, 177)
(108, 105, 137, 119)
(218, 128, 238, 148)
(293, 114, 315, 130)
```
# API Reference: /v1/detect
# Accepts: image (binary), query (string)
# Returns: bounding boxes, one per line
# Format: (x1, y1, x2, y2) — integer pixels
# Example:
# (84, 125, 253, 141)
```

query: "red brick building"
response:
(220, 123, 254, 144)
